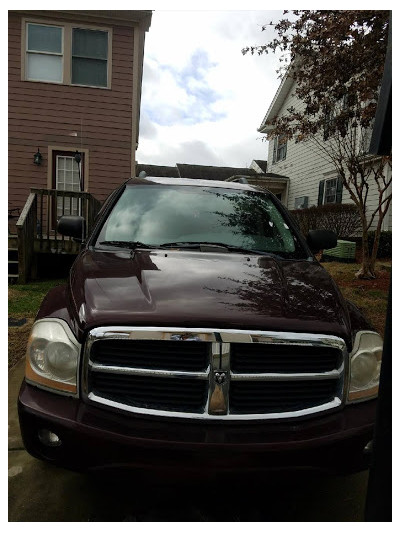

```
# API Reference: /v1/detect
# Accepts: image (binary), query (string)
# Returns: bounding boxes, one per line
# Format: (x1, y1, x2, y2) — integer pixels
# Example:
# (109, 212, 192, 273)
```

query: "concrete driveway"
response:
(9, 358, 369, 521)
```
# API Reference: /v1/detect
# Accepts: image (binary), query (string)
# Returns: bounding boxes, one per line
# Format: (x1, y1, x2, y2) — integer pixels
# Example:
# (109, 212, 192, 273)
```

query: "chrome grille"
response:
(83, 327, 347, 421)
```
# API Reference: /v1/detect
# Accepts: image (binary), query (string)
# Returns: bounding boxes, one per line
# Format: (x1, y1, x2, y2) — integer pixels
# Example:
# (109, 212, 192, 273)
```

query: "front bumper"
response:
(18, 381, 376, 475)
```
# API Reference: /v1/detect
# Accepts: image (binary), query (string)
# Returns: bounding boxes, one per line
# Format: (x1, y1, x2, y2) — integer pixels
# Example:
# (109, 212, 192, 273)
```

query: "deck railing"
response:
(16, 188, 102, 283)
(31, 188, 102, 250)
(16, 193, 37, 284)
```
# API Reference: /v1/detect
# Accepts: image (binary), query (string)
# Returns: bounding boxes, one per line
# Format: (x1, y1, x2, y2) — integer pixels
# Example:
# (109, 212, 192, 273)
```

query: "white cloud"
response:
(137, 10, 282, 169)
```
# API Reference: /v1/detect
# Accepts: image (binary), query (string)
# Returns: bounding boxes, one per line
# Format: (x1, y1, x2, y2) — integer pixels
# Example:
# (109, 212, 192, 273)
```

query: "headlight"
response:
(347, 330, 383, 402)
(25, 319, 81, 395)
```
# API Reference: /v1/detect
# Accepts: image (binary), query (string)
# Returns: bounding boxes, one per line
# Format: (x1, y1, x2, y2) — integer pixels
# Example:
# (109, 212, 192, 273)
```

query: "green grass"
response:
(367, 289, 388, 299)
(8, 279, 66, 317)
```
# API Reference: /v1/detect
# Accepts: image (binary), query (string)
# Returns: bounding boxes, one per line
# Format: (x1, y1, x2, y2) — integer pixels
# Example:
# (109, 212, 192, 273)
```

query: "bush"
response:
(291, 204, 361, 238)
(368, 230, 392, 258)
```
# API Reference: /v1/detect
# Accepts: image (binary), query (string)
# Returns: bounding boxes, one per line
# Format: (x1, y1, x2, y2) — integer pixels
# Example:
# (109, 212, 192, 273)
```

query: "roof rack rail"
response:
(226, 176, 249, 184)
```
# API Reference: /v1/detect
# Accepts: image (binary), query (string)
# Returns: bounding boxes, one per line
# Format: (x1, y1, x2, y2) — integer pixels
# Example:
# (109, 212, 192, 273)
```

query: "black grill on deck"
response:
(91, 339, 210, 372)
(230, 343, 341, 373)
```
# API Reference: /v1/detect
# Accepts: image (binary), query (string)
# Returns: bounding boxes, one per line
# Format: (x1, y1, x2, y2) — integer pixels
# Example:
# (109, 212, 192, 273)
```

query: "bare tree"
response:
(244, 10, 391, 278)
(305, 122, 391, 278)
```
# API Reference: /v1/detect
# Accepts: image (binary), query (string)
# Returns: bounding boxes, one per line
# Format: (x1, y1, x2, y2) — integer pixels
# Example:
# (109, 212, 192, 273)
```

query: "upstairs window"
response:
(323, 107, 335, 140)
(323, 94, 356, 140)
(72, 28, 108, 87)
(23, 20, 111, 88)
(26, 23, 63, 83)
(272, 135, 287, 163)
(360, 127, 374, 154)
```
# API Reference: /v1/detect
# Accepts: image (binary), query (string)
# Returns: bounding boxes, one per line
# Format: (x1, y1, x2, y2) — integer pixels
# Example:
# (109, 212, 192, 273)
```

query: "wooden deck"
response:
(10, 189, 101, 283)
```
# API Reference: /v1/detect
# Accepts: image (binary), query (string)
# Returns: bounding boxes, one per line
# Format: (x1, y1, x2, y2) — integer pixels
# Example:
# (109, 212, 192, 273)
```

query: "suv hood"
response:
(69, 249, 351, 343)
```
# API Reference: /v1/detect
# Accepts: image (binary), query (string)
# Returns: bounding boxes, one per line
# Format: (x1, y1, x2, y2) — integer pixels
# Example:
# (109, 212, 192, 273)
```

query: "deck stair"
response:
(8, 247, 19, 283)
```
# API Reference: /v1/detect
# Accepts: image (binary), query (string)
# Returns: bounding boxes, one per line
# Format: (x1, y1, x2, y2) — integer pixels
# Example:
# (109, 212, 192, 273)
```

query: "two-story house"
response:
(8, 10, 152, 281)
(258, 74, 392, 230)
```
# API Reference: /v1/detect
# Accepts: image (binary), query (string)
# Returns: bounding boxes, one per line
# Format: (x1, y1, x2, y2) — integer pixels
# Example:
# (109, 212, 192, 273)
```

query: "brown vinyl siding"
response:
(8, 11, 138, 212)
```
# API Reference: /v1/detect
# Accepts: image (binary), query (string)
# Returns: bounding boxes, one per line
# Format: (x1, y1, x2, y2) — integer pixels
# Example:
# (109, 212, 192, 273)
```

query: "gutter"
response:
(258, 61, 298, 134)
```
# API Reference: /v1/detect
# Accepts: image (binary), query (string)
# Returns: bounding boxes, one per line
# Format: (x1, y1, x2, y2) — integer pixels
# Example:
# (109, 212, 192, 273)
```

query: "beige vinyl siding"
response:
(267, 81, 392, 231)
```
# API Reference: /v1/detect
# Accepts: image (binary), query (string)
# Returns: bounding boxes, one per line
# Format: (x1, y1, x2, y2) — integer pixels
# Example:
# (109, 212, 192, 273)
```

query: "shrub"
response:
(368, 231, 392, 258)
(291, 204, 361, 238)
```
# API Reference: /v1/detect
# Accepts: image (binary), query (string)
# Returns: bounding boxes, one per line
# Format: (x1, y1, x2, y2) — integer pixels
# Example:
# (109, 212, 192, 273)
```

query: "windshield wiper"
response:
(99, 240, 159, 250)
(159, 241, 282, 258)
(99, 240, 283, 259)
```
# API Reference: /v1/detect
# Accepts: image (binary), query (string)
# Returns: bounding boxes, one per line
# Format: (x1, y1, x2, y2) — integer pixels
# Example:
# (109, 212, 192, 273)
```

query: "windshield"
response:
(95, 185, 308, 259)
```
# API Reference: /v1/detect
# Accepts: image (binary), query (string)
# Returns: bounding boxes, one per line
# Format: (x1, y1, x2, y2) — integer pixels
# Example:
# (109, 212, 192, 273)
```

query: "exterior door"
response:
(53, 151, 84, 218)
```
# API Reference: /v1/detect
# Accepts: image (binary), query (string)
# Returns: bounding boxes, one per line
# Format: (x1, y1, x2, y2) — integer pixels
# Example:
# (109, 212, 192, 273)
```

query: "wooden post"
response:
(16, 192, 37, 284)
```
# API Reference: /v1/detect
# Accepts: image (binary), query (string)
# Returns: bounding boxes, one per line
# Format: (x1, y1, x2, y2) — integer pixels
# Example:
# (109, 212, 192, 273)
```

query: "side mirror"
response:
(57, 215, 86, 241)
(306, 230, 337, 253)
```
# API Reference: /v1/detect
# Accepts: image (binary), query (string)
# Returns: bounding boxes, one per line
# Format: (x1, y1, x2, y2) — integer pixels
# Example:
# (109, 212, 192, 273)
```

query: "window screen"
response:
(72, 28, 108, 87)
(26, 23, 63, 83)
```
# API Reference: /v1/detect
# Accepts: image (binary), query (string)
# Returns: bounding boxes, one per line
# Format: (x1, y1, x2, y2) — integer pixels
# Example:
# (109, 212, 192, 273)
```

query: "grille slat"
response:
(90, 373, 208, 413)
(230, 379, 338, 414)
(91, 339, 209, 371)
(231, 343, 341, 373)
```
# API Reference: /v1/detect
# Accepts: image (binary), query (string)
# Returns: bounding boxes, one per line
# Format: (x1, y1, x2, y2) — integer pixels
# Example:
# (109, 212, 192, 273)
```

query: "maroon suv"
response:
(18, 177, 382, 474)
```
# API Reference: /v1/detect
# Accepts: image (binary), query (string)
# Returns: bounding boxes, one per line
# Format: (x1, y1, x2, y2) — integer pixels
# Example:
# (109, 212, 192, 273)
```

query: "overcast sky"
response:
(136, 10, 283, 169)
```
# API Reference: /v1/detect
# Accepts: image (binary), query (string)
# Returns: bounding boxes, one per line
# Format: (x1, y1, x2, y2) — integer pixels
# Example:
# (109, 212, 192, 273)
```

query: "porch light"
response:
(33, 148, 42, 165)
(74, 150, 81, 164)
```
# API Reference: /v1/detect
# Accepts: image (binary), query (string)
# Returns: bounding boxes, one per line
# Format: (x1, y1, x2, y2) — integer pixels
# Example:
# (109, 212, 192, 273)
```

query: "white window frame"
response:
(272, 135, 287, 163)
(22, 18, 112, 89)
(71, 27, 110, 88)
(47, 145, 90, 192)
(25, 22, 64, 84)
(294, 196, 309, 209)
(324, 178, 338, 204)
(55, 155, 82, 217)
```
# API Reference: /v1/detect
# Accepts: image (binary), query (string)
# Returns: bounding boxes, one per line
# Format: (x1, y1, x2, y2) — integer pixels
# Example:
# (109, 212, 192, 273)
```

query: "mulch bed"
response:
(8, 319, 34, 370)
(341, 266, 391, 292)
